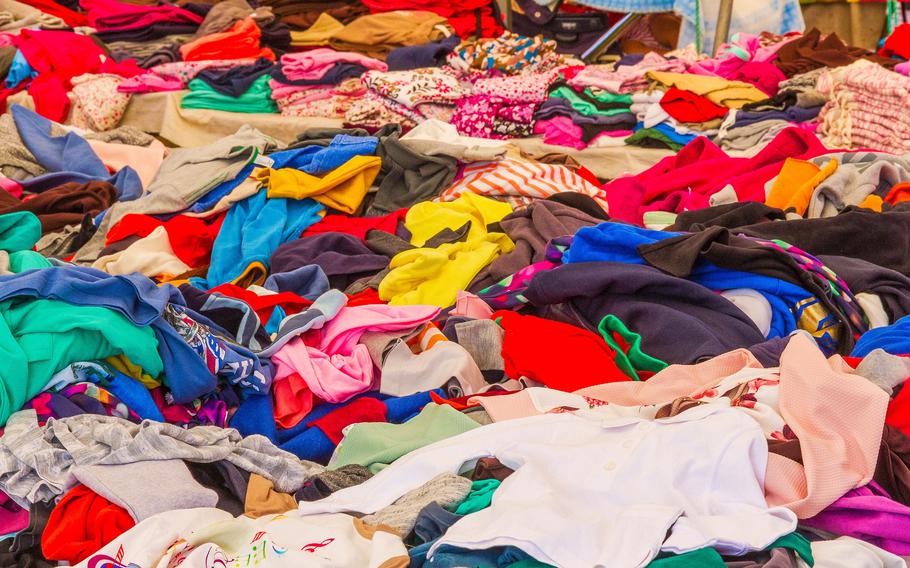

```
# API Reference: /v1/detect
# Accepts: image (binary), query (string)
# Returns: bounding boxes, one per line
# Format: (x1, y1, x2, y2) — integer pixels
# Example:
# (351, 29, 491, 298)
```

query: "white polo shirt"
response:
(297, 404, 797, 567)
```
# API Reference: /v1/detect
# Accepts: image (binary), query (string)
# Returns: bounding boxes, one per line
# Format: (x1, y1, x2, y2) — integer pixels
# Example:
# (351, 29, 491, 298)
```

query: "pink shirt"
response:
(280, 48, 387, 81)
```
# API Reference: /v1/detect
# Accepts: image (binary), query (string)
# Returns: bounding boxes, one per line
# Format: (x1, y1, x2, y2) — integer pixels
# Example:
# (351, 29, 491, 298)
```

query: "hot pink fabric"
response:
(117, 73, 185, 93)
(532, 116, 586, 150)
(280, 48, 387, 81)
(0, 176, 23, 199)
(685, 34, 792, 95)
(270, 304, 439, 427)
(729, 61, 787, 96)
(604, 127, 828, 224)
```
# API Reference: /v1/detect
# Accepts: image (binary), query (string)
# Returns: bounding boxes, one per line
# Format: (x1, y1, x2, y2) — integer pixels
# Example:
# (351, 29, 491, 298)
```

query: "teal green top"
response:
(644, 533, 814, 567)
(0, 211, 52, 272)
(182, 75, 278, 114)
(454, 479, 501, 515)
(9, 251, 52, 272)
(0, 298, 162, 426)
(0, 211, 40, 252)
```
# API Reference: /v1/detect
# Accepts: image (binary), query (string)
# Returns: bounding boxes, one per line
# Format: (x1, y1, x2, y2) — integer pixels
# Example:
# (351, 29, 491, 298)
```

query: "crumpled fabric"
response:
(0, 409, 324, 505)
(270, 304, 439, 428)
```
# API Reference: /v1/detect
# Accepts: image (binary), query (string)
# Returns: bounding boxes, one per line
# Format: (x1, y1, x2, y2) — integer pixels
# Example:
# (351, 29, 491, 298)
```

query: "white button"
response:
(604, 461, 617, 471)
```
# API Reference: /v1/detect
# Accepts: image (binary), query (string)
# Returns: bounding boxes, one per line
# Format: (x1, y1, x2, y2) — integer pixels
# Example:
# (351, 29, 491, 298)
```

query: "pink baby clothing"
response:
(533, 116, 586, 150)
(271, 336, 375, 427)
(313, 304, 440, 355)
(280, 48, 387, 81)
(117, 73, 185, 93)
(150, 59, 259, 83)
(474, 68, 562, 104)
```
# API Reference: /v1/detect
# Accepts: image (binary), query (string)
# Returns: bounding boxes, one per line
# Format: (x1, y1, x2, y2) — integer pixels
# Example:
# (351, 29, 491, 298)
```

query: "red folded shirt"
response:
(659, 87, 729, 124)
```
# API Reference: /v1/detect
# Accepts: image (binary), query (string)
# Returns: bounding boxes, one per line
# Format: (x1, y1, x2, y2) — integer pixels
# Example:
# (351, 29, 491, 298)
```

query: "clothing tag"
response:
(254, 154, 275, 168)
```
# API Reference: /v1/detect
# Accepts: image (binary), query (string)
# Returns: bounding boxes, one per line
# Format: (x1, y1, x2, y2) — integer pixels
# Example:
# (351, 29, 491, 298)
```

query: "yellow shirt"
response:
(262, 155, 381, 214)
(405, 193, 513, 247)
(379, 233, 515, 307)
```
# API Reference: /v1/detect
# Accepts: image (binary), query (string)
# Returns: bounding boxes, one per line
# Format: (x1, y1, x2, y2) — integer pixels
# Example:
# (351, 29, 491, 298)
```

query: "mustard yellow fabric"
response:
(379, 233, 515, 307)
(645, 71, 767, 108)
(289, 13, 344, 47)
(404, 193, 514, 247)
(261, 155, 381, 214)
(106, 353, 160, 388)
(244, 474, 298, 518)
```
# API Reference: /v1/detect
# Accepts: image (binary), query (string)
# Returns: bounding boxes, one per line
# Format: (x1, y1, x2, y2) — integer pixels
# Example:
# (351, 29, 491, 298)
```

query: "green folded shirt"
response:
(551, 85, 632, 117)
(182, 75, 278, 114)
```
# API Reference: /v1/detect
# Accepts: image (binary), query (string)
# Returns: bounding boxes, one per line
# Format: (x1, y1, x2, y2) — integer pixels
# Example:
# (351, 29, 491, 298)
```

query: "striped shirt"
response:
(437, 159, 608, 210)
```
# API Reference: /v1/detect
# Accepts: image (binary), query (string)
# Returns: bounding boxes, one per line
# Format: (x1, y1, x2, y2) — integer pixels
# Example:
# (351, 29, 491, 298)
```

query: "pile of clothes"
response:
(3, 3, 910, 568)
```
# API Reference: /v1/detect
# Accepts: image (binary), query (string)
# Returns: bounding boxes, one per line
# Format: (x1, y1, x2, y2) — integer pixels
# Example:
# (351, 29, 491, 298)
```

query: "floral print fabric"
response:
(473, 68, 564, 104)
(451, 95, 534, 139)
(70, 73, 131, 131)
(150, 58, 260, 83)
(275, 79, 364, 119)
(361, 67, 469, 108)
(345, 90, 418, 130)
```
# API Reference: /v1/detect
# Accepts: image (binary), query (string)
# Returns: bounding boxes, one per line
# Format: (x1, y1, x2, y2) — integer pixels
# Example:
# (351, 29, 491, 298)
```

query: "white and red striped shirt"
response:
(437, 158, 609, 210)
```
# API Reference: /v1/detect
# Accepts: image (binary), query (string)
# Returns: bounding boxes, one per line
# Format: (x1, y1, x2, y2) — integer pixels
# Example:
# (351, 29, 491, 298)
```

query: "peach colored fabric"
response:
(476, 347, 763, 421)
(478, 334, 887, 519)
(87, 138, 167, 189)
(766, 334, 886, 518)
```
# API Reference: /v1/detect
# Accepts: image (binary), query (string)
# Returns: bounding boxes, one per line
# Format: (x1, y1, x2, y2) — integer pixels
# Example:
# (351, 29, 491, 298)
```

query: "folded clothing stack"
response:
(347, 66, 470, 130)
(269, 48, 383, 118)
(817, 59, 910, 154)
(534, 77, 636, 149)
(82, 0, 204, 42)
(182, 57, 279, 113)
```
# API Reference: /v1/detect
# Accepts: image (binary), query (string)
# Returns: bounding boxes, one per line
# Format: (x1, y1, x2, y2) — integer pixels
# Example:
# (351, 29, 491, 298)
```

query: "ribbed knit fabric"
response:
(361, 473, 471, 535)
